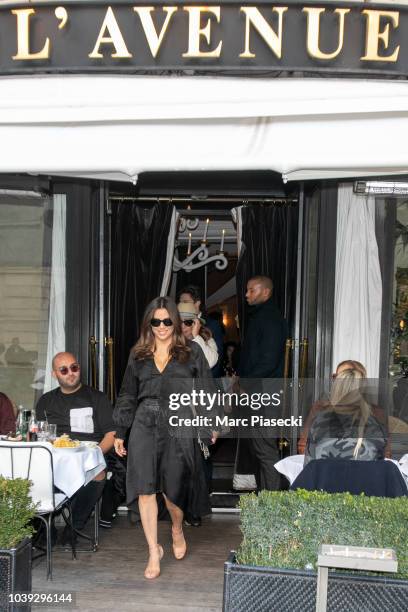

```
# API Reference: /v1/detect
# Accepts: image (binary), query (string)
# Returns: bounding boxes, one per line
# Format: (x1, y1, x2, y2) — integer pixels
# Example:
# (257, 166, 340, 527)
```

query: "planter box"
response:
(223, 552, 408, 612)
(0, 538, 32, 612)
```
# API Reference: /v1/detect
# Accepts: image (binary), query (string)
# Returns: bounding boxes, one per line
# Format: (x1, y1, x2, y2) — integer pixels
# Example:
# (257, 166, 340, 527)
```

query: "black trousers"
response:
(71, 479, 106, 530)
(100, 479, 125, 521)
(250, 435, 281, 491)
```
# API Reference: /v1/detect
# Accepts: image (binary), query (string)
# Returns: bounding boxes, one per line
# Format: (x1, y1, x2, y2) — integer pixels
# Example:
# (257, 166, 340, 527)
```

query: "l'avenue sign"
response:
(1, 1, 408, 77)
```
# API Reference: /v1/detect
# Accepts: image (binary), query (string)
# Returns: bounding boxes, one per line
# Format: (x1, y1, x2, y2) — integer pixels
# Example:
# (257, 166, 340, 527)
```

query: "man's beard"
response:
(58, 376, 81, 391)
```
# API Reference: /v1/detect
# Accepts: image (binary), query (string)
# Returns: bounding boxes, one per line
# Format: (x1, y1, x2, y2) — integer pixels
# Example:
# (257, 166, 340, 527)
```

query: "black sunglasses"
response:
(150, 318, 173, 327)
(182, 319, 195, 327)
(57, 363, 80, 375)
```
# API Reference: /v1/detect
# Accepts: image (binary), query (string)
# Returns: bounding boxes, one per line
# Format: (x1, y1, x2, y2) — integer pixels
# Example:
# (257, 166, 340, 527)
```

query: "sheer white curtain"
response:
(44, 194, 66, 392)
(160, 207, 179, 296)
(332, 184, 382, 377)
(231, 206, 243, 256)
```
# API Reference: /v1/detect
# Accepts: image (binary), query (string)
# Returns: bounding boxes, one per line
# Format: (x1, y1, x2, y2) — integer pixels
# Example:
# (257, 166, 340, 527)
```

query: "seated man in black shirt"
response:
(36, 351, 115, 538)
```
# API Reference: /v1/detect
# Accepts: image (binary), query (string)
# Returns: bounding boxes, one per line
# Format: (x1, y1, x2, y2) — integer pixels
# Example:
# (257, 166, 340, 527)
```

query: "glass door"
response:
(290, 182, 338, 454)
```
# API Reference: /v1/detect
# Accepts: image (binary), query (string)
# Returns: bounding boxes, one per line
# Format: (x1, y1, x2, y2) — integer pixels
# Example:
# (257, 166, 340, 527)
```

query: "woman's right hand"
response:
(191, 318, 201, 338)
(114, 438, 127, 457)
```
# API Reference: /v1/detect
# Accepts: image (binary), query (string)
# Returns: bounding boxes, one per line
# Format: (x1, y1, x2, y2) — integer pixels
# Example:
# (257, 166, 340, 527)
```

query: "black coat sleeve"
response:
(112, 359, 139, 439)
(192, 341, 214, 380)
(191, 343, 222, 429)
(247, 318, 287, 378)
(93, 391, 115, 436)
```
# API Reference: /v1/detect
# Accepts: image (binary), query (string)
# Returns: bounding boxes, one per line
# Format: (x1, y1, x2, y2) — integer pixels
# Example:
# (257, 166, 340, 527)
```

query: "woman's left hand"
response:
(211, 431, 220, 444)
(114, 438, 127, 457)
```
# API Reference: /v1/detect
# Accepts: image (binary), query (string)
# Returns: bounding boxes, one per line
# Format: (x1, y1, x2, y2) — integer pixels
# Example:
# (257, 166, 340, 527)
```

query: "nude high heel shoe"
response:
(172, 526, 187, 560)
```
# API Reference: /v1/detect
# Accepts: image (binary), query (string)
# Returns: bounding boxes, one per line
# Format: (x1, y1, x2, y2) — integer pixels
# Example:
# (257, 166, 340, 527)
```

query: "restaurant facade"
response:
(1, 0, 408, 456)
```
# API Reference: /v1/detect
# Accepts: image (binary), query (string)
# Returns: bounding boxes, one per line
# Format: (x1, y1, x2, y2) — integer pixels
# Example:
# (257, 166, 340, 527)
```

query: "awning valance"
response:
(2, 75, 408, 182)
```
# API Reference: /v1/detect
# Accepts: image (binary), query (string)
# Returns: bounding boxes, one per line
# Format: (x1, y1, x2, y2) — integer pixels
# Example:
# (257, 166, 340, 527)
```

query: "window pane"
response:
(0, 192, 60, 411)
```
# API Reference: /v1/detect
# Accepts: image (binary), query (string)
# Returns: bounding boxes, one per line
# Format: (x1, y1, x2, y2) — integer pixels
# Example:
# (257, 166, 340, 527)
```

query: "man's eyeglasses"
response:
(150, 318, 173, 327)
(182, 319, 195, 327)
(57, 363, 80, 375)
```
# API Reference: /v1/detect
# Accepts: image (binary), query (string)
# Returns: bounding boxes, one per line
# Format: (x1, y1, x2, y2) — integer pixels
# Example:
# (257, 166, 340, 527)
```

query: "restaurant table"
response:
(0, 438, 106, 498)
(275, 453, 408, 488)
(51, 443, 106, 498)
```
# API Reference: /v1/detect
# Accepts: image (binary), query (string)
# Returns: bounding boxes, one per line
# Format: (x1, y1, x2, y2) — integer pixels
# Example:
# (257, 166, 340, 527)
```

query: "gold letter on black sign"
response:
(361, 10, 399, 62)
(303, 8, 349, 60)
(89, 6, 132, 58)
(240, 7, 287, 59)
(12, 8, 50, 60)
(134, 7, 178, 58)
(182, 7, 222, 58)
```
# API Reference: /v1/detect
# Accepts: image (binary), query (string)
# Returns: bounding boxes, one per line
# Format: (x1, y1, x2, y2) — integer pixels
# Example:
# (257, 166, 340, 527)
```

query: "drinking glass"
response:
(37, 421, 49, 442)
(48, 424, 57, 443)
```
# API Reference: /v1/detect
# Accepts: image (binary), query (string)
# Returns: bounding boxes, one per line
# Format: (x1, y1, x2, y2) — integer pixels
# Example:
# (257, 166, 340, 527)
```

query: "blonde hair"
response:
(329, 367, 372, 459)
(336, 360, 367, 378)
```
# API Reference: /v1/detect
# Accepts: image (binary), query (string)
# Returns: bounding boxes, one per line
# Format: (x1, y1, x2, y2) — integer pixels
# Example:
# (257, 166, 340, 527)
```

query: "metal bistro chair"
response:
(0, 441, 76, 580)
(68, 495, 100, 553)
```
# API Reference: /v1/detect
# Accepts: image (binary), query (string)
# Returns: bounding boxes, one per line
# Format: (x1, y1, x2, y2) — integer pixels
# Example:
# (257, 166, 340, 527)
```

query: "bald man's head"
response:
(246, 276, 273, 306)
(52, 352, 82, 394)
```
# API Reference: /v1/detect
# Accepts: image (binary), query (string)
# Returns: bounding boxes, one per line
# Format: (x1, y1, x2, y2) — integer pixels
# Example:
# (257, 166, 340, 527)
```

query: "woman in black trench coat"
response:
(113, 296, 218, 579)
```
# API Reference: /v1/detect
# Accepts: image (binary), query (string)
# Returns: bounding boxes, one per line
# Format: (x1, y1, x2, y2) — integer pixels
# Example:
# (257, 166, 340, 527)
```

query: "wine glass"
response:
(47, 424, 57, 443)
(37, 421, 49, 442)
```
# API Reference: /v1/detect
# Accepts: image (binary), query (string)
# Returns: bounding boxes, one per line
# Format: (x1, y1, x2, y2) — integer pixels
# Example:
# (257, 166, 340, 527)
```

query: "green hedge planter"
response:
(0, 477, 36, 612)
(0, 538, 32, 612)
(222, 490, 408, 612)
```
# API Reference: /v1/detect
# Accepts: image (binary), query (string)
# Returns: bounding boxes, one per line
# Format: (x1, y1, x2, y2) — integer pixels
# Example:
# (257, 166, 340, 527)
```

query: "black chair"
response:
(291, 458, 408, 498)
(0, 442, 76, 579)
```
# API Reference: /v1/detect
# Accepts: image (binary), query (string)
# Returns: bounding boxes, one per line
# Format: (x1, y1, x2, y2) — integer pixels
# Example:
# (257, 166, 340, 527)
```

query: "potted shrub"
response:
(223, 489, 408, 612)
(0, 477, 36, 612)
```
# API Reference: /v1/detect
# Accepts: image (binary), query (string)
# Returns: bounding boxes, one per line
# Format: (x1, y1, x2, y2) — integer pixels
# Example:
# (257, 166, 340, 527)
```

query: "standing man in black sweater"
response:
(238, 276, 288, 491)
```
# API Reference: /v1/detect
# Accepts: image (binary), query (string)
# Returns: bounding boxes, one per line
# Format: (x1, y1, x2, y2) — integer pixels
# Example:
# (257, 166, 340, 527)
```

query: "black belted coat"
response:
(113, 342, 217, 516)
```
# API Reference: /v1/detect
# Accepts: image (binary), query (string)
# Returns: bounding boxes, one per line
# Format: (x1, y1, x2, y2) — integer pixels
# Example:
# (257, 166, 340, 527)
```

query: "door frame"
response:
(290, 181, 338, 453)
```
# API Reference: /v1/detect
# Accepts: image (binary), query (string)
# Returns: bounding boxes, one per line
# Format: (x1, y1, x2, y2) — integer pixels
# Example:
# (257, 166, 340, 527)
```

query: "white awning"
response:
(2, 74, 408, 182)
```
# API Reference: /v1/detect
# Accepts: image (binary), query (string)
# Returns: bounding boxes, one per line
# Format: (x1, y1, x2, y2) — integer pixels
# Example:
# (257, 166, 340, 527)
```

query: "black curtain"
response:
(235, 204, 298, 337)
(59, 180, 101, 385)
(111, 202, 175, 391)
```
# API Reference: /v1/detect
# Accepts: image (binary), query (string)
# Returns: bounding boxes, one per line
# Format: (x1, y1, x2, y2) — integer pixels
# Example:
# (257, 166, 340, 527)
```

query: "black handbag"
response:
(190, 379, 211, 459)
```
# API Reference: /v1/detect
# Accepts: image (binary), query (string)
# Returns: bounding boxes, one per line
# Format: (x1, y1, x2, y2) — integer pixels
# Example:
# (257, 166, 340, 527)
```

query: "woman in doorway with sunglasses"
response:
(113, 296, 218, 580)
(177, 302, 218, 368)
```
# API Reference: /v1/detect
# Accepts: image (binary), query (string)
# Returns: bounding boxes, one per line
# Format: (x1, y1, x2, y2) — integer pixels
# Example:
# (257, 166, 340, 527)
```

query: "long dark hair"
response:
(133, 296, 191, 362)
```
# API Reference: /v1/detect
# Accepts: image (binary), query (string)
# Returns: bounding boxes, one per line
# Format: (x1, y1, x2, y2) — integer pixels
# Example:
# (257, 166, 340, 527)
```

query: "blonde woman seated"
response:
(304, 365, 387, 465)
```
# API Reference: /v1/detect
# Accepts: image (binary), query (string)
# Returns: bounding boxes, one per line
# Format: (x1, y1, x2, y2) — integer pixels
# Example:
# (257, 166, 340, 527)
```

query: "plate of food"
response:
(80, 441, 98, 449)
(53, 434, 81, 449)
(5, 434, 24, 442)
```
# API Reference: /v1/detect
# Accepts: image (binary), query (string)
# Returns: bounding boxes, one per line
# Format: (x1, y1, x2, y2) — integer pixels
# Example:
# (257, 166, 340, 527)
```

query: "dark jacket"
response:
(205, 316, 224, 377)
(291, 458, 407, 498)
(0, 392, 15, 435)
(304, 410, 387, 465)
(238, 299, 288, 378)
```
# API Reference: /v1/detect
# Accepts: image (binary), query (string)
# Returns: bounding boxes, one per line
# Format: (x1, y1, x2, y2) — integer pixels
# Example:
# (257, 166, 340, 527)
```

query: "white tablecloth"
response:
(52, 444, 106, 498)
(275, 454, 408, 487)
(274, 454, 305, 485)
